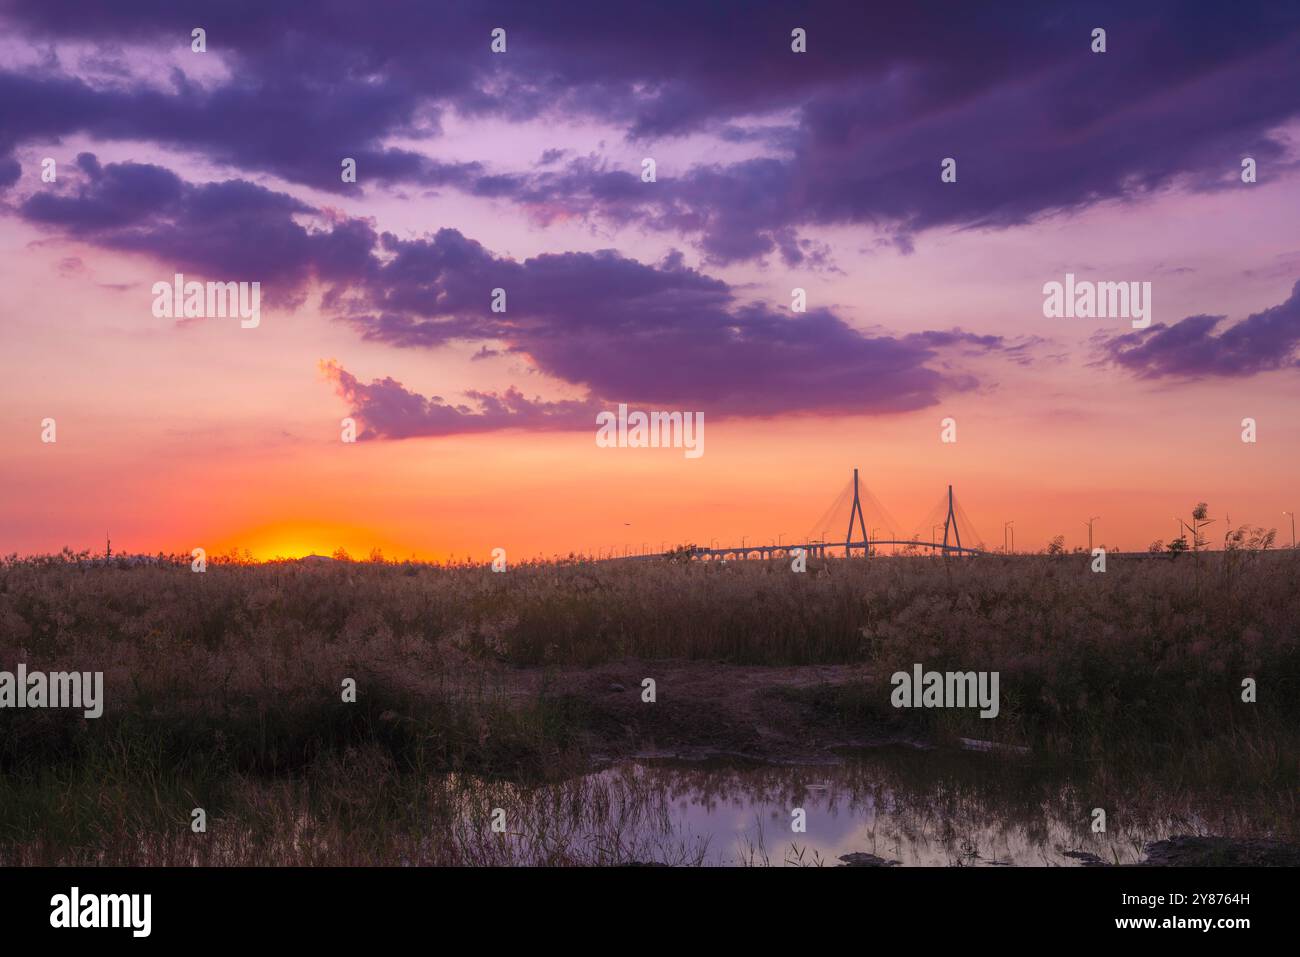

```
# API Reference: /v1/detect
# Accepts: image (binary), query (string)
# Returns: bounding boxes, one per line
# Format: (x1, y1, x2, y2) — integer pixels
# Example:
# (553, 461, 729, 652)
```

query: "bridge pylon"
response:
(845, 467, 869, 558)
(941, 483, 962, 554)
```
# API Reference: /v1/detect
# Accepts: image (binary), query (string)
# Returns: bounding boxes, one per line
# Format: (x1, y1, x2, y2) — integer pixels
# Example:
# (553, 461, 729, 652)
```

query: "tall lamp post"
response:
(1085, 516, 1100, 552)
(1285, 511, 1296, 549)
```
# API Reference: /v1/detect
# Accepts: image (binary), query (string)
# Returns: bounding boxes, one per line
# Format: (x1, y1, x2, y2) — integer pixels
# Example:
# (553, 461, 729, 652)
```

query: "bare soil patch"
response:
(492, 658, 912, 764)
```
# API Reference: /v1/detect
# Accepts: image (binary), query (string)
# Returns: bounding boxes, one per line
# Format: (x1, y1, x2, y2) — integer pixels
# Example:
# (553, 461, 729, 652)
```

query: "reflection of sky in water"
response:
(501, 749, 1219, 867)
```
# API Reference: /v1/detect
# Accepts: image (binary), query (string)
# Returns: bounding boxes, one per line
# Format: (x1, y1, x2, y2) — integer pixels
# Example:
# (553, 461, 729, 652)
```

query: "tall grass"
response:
(0, 552, 1296, 862)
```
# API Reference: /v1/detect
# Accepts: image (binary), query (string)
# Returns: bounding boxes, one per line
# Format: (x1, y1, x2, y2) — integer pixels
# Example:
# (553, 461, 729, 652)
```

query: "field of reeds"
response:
(1, 550, 1297, 864)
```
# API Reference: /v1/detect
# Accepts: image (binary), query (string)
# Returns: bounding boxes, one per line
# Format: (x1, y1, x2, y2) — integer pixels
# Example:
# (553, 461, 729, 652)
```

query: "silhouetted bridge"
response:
(682, 537, 984, 561)
(615, 469, 987, 561)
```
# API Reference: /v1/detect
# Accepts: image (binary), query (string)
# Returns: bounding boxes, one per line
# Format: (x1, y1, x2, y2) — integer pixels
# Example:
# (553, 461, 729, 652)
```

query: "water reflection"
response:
(460, 746, 1227, 866)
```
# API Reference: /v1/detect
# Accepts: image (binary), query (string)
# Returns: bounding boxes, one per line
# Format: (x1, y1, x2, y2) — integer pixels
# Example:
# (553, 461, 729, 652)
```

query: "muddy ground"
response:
(491, 658, 910, 764)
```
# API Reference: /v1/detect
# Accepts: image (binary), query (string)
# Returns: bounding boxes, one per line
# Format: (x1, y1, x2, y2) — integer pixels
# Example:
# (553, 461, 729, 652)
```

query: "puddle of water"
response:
(459, 747, 1227, 866)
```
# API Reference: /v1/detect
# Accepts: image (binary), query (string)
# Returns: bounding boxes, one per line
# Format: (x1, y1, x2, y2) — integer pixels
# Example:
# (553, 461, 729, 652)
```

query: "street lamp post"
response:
(1285, 511, 1296, 549)
(1085, 516, 1100, 552)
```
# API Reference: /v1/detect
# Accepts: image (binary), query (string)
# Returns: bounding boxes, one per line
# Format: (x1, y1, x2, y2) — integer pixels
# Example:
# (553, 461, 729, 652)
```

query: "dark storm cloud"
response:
(1100, 281, 1300, 379)
(2, 1, 1298, 259)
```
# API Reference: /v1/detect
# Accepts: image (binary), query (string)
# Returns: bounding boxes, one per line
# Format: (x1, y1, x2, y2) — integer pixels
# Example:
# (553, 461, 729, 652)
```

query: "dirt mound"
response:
(1141, 836, 1300, 867)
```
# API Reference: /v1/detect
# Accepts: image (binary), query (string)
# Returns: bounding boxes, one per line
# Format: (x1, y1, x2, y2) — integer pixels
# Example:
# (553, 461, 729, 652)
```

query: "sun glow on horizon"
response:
(209, 521, 437, 564)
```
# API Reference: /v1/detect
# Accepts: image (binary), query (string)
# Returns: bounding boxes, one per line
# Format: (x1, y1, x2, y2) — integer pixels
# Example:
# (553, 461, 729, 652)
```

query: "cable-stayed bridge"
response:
(621, 468, 987, 561)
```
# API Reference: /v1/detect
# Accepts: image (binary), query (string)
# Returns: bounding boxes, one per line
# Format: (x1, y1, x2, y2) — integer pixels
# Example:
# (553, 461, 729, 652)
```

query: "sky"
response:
(1, 0, 1299, 560)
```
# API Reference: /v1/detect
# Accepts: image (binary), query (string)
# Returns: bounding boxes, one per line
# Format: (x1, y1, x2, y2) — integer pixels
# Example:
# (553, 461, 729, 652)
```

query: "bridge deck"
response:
(613, 540, 985, 561)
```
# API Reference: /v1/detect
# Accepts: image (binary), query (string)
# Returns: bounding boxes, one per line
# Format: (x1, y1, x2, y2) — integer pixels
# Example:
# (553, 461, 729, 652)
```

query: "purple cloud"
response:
(334, 231, 1006, 419)
(20, 155, 375, 299)
(15, 154, 1017, 431)
(319, 360, 604, 439)
(1100, 280, 1300, 379)
(1, 1, 1297, 263)
(467, 21, 1300, 263)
